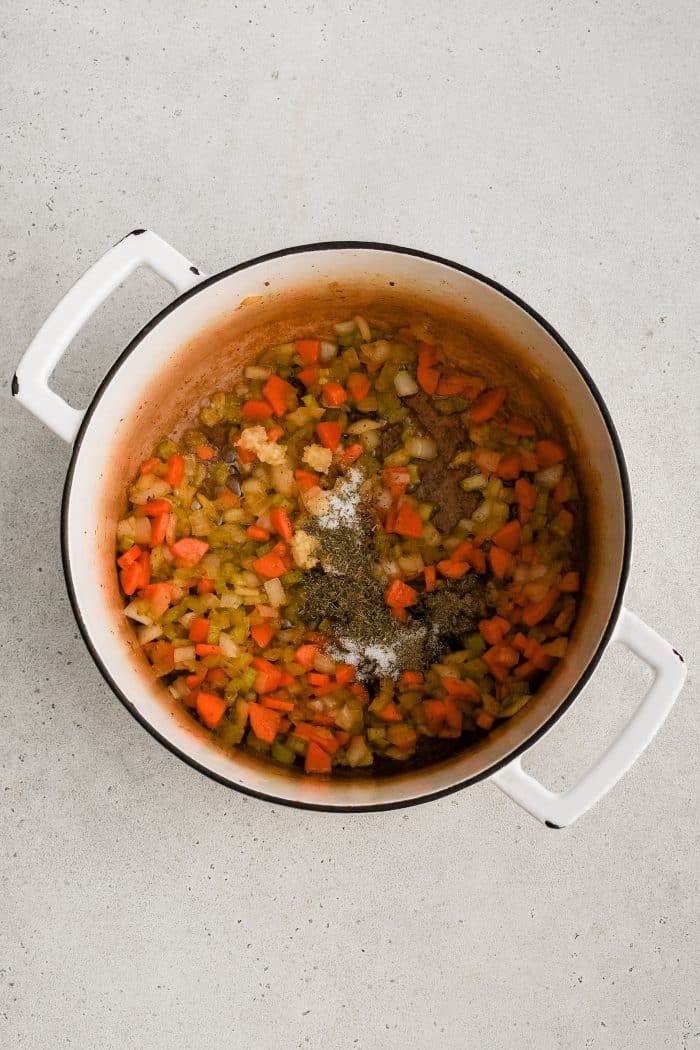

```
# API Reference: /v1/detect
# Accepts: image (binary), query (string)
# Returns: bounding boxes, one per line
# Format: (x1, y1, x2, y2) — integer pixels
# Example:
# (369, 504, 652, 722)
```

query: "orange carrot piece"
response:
(246, 524, 270, 541)
(294, 469, 319, 492)
(385, 579, 418, 608)
(295, 339, 321, 365)
(248, 702, 282, 743)
(536, 439, 567, 467)
(476, 711, 495, 730)
(196, 691, 227, 729)
(506, 416, 537, 437)
(553, 508, 574, 534)
(242, 400, 274, 421)
(479, 616, 510, 646)
(269, 507, 293, 542)
(251, 623, 274, 649)
(259, 694, 294, 712)
(347, 372, 371, 402)
(316, 421, 342, 451)
(139, 457, 162, 476)
(294, 644, 319, 669)
(252, 552, 287, 578)
(470, 386, 507, 423)
(197, 577, 215, 594)
(304, 740, 332, 774)
(171, 538, 209, 566)
(442, 676, 481, 701)
(188, 617, 210, 643)
(149, 511, 170, 548)
(195, 643, 221, 656)
(335, 664, 356, 685)
(522, 588, 560, 627)
(515, 477, 537, 510)
(496, 452, 522, 481)
(141, 499, 172, 517)
(117, 544, 142, 570)
(340, 442, 363, 466)
(266, 425, 285, 442)
(422, 699, 447, 731)
(488, 546, 512, 579)
(424, 565, 437, 592)
(143, 582, 173, 618)
(196, 445, 215, 460)
(392, 502, 424, 538)
(166, 454, 184, 487)
(263, 374, 296, 416)
(322, 381, 347, 406)
(491, 519, 522, 553)
(399, 671, 424, 687)
(377, 702, 403, 722)
(297, 366, 320, 388)
(437, 560, 470, 579)
(559, 571, 580, 592)
(467, 548, 487, 574)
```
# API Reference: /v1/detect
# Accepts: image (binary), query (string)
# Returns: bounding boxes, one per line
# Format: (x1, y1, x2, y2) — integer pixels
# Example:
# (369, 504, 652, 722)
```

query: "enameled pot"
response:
(13, 230, 687, 825)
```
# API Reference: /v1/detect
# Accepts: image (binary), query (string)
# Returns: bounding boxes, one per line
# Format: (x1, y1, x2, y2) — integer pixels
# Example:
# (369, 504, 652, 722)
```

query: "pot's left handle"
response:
(12, 229, 206, 443)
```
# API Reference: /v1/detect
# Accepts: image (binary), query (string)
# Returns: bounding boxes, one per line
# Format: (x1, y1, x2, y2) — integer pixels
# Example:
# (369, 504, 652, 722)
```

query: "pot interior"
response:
(64, 245, 628, 808)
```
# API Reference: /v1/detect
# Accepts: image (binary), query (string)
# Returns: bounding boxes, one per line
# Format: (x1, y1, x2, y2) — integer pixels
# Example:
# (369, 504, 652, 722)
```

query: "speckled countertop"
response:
(1, 2, 698, 1047)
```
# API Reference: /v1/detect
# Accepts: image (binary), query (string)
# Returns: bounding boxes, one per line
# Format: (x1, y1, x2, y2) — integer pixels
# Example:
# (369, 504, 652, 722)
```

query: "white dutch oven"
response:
(13, 230, 687, 825)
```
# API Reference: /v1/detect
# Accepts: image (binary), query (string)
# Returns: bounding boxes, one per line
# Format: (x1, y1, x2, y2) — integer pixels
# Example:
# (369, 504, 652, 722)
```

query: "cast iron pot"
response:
(12, 230, 687, 825)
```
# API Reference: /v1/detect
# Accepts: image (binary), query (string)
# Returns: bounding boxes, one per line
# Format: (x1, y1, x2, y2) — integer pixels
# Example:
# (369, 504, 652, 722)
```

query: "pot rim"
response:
(60, 239, 633, 812)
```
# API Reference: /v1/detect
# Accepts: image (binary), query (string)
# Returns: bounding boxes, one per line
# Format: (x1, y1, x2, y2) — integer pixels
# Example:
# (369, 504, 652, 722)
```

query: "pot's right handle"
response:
(491, 608, 686, 827)
(12, 229, 206, 443)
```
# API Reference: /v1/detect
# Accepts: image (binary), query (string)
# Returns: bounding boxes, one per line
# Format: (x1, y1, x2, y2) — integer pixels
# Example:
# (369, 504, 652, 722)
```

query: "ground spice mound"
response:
(298, 469, 485, 680)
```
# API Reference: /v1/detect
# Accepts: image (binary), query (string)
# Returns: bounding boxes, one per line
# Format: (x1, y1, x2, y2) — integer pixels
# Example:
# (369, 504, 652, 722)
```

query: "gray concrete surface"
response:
(1, 1, 698, 1047)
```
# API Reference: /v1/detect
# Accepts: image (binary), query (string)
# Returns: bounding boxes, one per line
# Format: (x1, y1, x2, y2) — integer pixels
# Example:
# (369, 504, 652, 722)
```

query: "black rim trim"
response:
(60, 237, 633, 813)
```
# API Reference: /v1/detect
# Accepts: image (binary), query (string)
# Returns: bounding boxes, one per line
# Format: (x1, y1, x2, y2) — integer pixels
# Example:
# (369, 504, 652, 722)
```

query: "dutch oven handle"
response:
(491, 608, 686, 827)
(12, 229, 206, 443)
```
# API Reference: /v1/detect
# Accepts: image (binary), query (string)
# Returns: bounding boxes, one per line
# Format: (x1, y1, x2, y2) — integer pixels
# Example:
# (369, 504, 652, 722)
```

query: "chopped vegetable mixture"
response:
(116, 317, 581, 774)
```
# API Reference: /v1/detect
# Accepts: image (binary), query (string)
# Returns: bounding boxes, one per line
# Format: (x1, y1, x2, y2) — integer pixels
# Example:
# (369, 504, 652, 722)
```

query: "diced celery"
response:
(271, 741, 297, 765)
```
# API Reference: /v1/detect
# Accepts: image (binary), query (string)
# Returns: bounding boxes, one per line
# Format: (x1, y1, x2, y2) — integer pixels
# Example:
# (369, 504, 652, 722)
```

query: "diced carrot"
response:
(377, 702, 403, 722)
(552, 508, 574, 534)
(144, 639, 174, 673)
(266, 425, 285, 442)
(424, 565, 437, 592)
(206, 668, 228, 686)
(491, 519, 522, 553)
(242, 400, 274, 421)
(519, 543, 536, 564)
(149, 511, 170, 548)
(416, 343, 440, 395)
(399, 671, 424, 687)
(139, 457, 162, 476)
(442, 676, 481, 701)
(451, 541, 473, 561)
(515, 477, 537, 510)
(185, 673, 205, 689)
(195, 643, 221, 657)
(335, 664, 356, 685)
(316, 421, 342, 451)
(195, 691, 227, 729)
(246, 525, 270, 541)
(392, 501, 424, 538)
(322, 382, 347, 406)
(248, 702, 282, 743)
(512, 631, 530, 654)
(554, 605, 576, 633)
(513, 660, 538, 681)
(442, 695, 463, 731)
(264, 374, 296, 416)
(347, 372, 371, 402)
(476, 711, 495, 731)
(120, 549, 150, 595)
(553, 477, 571, 504)
(522, 588, 560, 627)
(166, 454, 185, 487)
(252, 552, 287, 578)
(391, 607, 409, 623)
(295, 339, 321, 365)
(479, 616, 510, 646)
(437, 560, 470, 579)
(483, 644, 519, 681)
(294, 644, 319, 669)
(488, 546, 512, 579)
(506, 416, 537, 437)
(294, 469, 319, 492)
(304, 740, 332, 774)
(467, 548, 487, 574)
(536, 439, 567, 467)
(472, 447, 501, 474)
(188, 617, 210, 643)
(197, 577, 216, 594)
(470, 386, 507, 423)
(560, 571, 580, 593)
(435, 370, 481, 397)
(237, 447, 256, 464)
(117, 545, 142, 570)
(340, 442, 363, 466)
(196, 445, 215, 460)
(251, 623, 274, 649)
(259, 694, 295, 712)
(385, 579, 418, 608)
(297, 365, 320, 388)
(141, 499, 172, 517)
(143, 582, 173, 618)
(422, 699, 447, 731)
(171, 538, 209, 566)
(269, 507, 293, 542)
(496, 452, 522, 481)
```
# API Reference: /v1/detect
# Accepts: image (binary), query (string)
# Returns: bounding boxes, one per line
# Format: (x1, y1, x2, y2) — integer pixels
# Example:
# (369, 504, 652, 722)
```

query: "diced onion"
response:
(394, 370, 419, 397)
(361, 339, 391, 364)
(270, 461, 295, 496)
(124, 602, 152, 626)
(137, 624, 163, 645)
(404, 435, 438, 460)
(472, 500, 493, 524)
(536, 464, 564, 488)
(320, 340, 338, 362)
(346, 735, 371, 767)
(264, 577, 286, 607)
(174, 645, 196, 663)
(354, 315, 372, 341)
(219, 633, 240, 658)
(219, 593, 242, 609)
(347, 418, 383, 435)
(333, 320, 356, 336)
(361, 429, 381, 452)
(130, 476, 171, 504)
(462, 473, 488, 492)
(313, 651, 337, 674)
(244, 364, 271, 380)
(170, 678, 191, 700)
(134, 517, 152, 545)
(398, 553, 424, 577)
